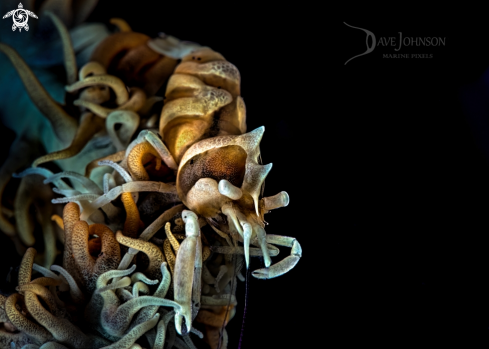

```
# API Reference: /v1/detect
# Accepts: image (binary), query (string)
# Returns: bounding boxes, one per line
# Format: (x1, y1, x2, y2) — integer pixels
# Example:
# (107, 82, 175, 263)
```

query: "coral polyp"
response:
(0, 2, 301, 348)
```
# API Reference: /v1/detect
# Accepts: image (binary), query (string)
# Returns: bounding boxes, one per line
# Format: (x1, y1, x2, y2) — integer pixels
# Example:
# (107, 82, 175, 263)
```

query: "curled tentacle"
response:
(130, 272, 158, 285)
(45, 171, 103, 194)
(16, 283, 62, 317)
(97, 160, 134, 201)
(101, 295, 179, 338)
(123, 129, 177, 172)
(79, 61, 107, 80)
(115, 205, 184, 275)
(100, 314, 160, 349)
(29, 263, 67, 308)
(127, 141, 162, 181)
(52, 193, 100, 203)
(121, 192, 141, 238)
(85, 150, 125, 178)
(23, 290, 90, 348)
(28, 277, 61, 287)
(50, 265, 85, 304)
(165, 222, 180, 254)
(71, 221, 121, 293)
(32, 113, 105, 168)
(5, 293, 53, 344)
(74, 87, 146, 118)
(85, 265, 137, 327)
(76, 181, 178, 221)
(78, 82, 111, 105)
(116, 231, 165, 280)
(98, 266, 137, 291)
(132, 281, 149, 297)
(13, 168, 72, 190)
(109, 18, 132, 32)
(139, 205, 184, 242)
(130, 263, 171, 329)
(103, 173, 116, 194)
(0, 43, 77, 145)
(66, 74, 129, 105)
(95, 276, 131, 294)
(32, 264, 64, 284)
(163, 239, 177, 277)
(106, 111, 140, 151)
(51, 214, 64, 230)
(163, 223, 181, 276)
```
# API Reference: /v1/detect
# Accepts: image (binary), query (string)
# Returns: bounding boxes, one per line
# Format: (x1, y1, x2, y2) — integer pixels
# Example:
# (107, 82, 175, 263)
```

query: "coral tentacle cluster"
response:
(0, 3, 301, 348)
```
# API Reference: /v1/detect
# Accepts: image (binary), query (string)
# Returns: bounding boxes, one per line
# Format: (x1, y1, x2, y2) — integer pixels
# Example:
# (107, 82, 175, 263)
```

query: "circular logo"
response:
(12, 9, 27, 27)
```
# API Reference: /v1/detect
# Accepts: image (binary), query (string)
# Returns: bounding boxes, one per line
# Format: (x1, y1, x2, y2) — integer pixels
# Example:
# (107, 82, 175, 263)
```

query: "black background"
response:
(338, 16, 489, 347)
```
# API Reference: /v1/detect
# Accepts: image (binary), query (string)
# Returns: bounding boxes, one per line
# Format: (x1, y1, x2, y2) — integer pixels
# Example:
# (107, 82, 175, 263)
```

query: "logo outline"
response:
(2, 3, 38, 32)
(344, 22, 376, 65)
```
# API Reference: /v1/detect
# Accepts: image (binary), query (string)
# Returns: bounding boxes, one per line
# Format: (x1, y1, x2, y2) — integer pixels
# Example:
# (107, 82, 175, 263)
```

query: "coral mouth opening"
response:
(178, 145, 247, 197)
(88, 236, 102, 256)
